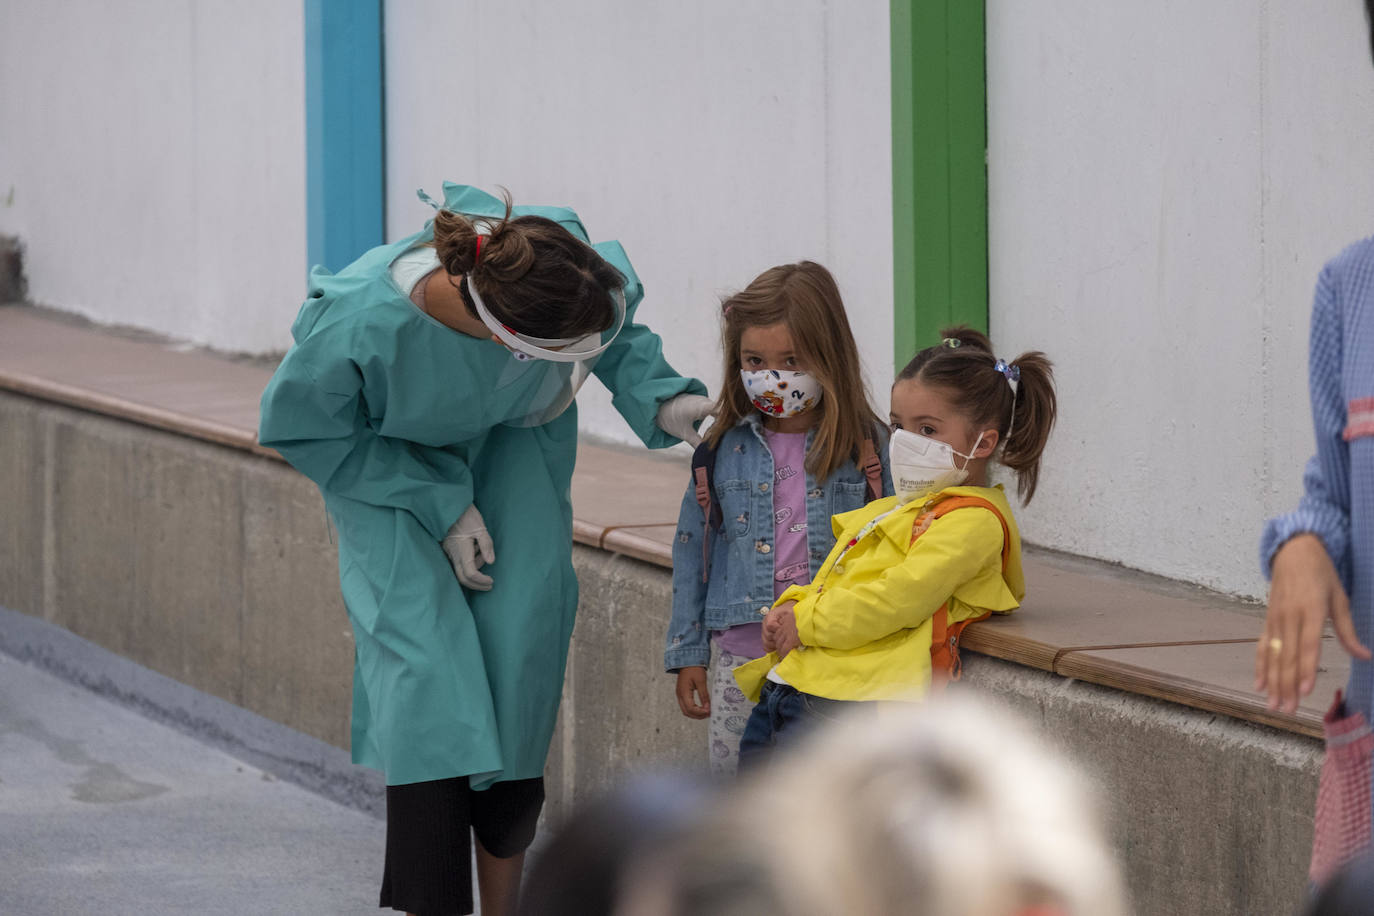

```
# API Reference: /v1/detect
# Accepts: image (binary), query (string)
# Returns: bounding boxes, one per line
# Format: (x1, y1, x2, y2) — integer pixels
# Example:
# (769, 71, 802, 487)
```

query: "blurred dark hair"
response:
(1307, 851, 1374, 915)
(518, 774, 711, 916)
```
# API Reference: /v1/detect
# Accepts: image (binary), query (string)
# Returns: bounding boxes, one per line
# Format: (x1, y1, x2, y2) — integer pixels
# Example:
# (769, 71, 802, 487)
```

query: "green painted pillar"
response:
(890, 0, 988, 368)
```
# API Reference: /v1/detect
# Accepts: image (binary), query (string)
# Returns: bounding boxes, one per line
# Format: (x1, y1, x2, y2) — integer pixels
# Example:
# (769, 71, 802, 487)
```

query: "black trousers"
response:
(379, 775, 544, 916)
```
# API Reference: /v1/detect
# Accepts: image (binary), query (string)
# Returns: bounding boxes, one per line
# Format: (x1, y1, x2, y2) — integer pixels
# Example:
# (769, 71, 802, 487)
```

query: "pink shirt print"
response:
(764, 429, 811, 598)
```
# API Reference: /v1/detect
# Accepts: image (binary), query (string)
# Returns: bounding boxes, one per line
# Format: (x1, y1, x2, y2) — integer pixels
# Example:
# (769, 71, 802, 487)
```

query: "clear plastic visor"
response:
(467, 280, 625, 363)
(470, 281, 626, 427)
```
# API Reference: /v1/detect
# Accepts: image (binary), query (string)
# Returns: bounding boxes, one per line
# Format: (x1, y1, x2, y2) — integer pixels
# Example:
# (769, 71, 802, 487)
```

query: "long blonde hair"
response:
(705, 261, 881, 480)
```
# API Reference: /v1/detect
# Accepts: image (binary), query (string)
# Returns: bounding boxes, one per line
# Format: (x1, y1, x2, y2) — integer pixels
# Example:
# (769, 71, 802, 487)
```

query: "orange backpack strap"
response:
(857, 436, 884, 501)
(912, 496, 1011, 690)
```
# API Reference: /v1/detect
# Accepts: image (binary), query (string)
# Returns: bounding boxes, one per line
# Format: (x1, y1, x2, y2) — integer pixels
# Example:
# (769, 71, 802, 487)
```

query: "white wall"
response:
(0, 1, 306, 353)
(988, 1, 1374, 598)
(1, 1, 890, 438)
(383, 0, 894, 447)
(10, 1, 1365, 599)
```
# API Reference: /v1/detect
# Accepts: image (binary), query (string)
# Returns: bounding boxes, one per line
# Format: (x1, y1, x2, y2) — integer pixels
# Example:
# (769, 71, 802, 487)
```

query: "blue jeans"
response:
(737, 681, 860, 773)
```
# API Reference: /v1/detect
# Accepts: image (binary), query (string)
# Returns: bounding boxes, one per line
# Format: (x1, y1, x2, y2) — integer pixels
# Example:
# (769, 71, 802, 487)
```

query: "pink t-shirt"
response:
(712, 430, 811, 659)
(764, 430, 812, 596)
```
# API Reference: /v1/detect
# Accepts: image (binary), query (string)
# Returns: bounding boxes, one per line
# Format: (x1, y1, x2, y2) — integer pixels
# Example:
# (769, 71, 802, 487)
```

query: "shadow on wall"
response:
(1, 235, 27, 304)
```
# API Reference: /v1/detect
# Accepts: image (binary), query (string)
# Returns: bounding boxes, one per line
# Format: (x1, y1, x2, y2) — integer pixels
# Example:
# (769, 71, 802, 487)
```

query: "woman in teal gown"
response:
(258, 183, 709, 915)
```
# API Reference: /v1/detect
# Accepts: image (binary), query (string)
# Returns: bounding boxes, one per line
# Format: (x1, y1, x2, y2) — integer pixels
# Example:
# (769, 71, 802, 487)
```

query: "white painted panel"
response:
(191, 1, 308, 353)
(2, 2, 888, 427)
(988, 1, 1374, 598)
(384, 0, 893, 447)
(0, 1, 305, 353)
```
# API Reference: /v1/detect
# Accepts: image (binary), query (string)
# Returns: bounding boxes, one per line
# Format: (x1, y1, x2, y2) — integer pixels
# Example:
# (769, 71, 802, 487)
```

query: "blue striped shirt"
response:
(1261, 236, 1374, 722)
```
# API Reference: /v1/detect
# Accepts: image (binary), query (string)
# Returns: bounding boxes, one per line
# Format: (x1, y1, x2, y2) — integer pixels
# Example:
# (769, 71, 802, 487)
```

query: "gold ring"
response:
(1268, 637, 1283, 654)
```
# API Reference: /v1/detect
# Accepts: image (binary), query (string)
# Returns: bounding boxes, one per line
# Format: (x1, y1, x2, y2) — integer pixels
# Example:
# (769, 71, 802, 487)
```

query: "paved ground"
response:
(0, 653, 387, 915)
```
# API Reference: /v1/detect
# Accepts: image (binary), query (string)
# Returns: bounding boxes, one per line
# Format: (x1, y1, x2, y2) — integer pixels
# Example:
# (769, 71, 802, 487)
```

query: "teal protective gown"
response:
(259, 184, 704, 788)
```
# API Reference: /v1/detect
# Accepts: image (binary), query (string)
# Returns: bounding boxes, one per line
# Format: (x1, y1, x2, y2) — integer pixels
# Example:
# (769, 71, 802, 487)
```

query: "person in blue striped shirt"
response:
(1256, 3, 1374, 720)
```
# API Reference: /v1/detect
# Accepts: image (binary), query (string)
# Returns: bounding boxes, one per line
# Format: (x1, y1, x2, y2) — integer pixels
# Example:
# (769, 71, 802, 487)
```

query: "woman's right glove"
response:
(442, 504, 496, 591)
(655, 393, 715, 447)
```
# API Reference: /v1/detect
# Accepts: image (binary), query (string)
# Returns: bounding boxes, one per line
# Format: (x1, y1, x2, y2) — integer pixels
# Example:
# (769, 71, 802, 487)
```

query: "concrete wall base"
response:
(965, 657, 1318, 915)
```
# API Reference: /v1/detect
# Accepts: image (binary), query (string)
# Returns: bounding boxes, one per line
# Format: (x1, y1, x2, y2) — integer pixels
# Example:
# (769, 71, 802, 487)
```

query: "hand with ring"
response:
(1256, 533, 1371, 713)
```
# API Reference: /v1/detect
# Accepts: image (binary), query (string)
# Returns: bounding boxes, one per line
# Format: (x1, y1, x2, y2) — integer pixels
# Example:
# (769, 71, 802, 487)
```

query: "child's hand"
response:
(764, 602, 801, 659)
(763, 600, 797, 646)
(674, 667, 711, 719)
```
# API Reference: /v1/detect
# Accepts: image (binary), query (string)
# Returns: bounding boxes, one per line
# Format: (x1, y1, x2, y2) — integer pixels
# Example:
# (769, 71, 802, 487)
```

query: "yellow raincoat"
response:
(734, 485, 1024, 703)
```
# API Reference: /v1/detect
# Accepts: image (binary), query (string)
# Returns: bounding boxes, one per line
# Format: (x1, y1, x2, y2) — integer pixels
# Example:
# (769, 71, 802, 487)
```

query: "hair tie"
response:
(995, 358, 1021, 441)
(474, 235, 484, 266)
(723, 304, 733, 317)
(942, 337, 961, 349)
(993, 358, 1020, 386)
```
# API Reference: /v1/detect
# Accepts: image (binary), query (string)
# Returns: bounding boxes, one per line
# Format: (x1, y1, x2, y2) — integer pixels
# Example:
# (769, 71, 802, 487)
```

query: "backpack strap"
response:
(690, 441, 721, 584)
(912, 496, 1011, 690)
(857, 435, 884, 502)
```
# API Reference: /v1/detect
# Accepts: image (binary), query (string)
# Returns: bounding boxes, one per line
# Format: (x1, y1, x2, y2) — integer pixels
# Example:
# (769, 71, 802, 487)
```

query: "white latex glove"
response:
(655, 393, 715, 447)
(442, 505, 496, 591)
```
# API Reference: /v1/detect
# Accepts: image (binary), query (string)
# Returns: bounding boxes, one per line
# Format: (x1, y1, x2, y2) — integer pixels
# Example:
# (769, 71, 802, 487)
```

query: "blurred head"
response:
(431, 190, 623, 341)
(518, 773, 713, 916)
(1307, 851, 1374, 916)
(706, 261, 881, 478)
(616, 697, 1127, 916)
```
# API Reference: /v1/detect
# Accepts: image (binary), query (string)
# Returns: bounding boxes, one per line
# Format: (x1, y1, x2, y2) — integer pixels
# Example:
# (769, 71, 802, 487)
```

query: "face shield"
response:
(469, 278, 627, 427)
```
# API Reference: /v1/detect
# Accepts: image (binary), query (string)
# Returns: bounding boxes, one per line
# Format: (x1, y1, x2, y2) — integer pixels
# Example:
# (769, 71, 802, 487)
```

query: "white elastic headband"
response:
(467, 278, 625, 363)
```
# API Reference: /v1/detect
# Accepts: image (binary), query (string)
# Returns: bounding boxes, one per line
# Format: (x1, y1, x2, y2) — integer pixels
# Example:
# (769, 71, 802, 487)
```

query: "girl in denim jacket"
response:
(665, 261, 891, 775)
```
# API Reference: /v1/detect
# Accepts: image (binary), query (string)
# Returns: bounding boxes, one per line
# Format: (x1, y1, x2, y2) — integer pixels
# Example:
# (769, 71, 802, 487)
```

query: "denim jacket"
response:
(664, 414, 893, 671)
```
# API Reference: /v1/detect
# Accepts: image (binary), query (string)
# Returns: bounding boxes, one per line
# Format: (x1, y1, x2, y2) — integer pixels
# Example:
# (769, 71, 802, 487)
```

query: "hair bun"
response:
(432, 209, 480, 275)
(475, 219, 535, 284)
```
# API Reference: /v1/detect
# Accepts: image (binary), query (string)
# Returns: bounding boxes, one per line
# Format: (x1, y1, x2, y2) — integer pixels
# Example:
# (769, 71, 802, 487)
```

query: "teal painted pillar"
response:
(305, 0, 385, 273)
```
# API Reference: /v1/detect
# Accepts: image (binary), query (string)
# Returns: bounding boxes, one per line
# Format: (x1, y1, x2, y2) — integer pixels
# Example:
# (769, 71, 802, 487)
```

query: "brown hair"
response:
(705, 261, 882, 480)
(431, 191, 622, 339)
(897, 326, 1057, 502)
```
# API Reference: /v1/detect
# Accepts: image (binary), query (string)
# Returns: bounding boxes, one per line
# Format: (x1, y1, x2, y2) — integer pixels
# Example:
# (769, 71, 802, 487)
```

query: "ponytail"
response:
(999, 350, 1056, 502)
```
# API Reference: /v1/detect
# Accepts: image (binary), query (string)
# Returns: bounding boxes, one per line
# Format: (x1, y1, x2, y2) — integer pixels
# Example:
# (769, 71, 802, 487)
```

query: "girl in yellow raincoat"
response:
(733, 327, 1058, 771)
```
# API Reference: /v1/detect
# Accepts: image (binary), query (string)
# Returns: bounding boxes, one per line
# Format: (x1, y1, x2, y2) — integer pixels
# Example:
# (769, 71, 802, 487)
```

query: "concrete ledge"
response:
(0, 391, 354, 750)
(0, 388, 707, 816)
(965, 656, 1319, 915)
(0, 308, 1329, 914)
(545, 546, 709, 823)
(0, 306, 1340, 739)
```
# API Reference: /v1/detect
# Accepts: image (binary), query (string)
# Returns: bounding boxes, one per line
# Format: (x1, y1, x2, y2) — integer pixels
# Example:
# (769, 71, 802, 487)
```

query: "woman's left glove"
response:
(655, 393, 715, 447)
(442, 505, 496, 591)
